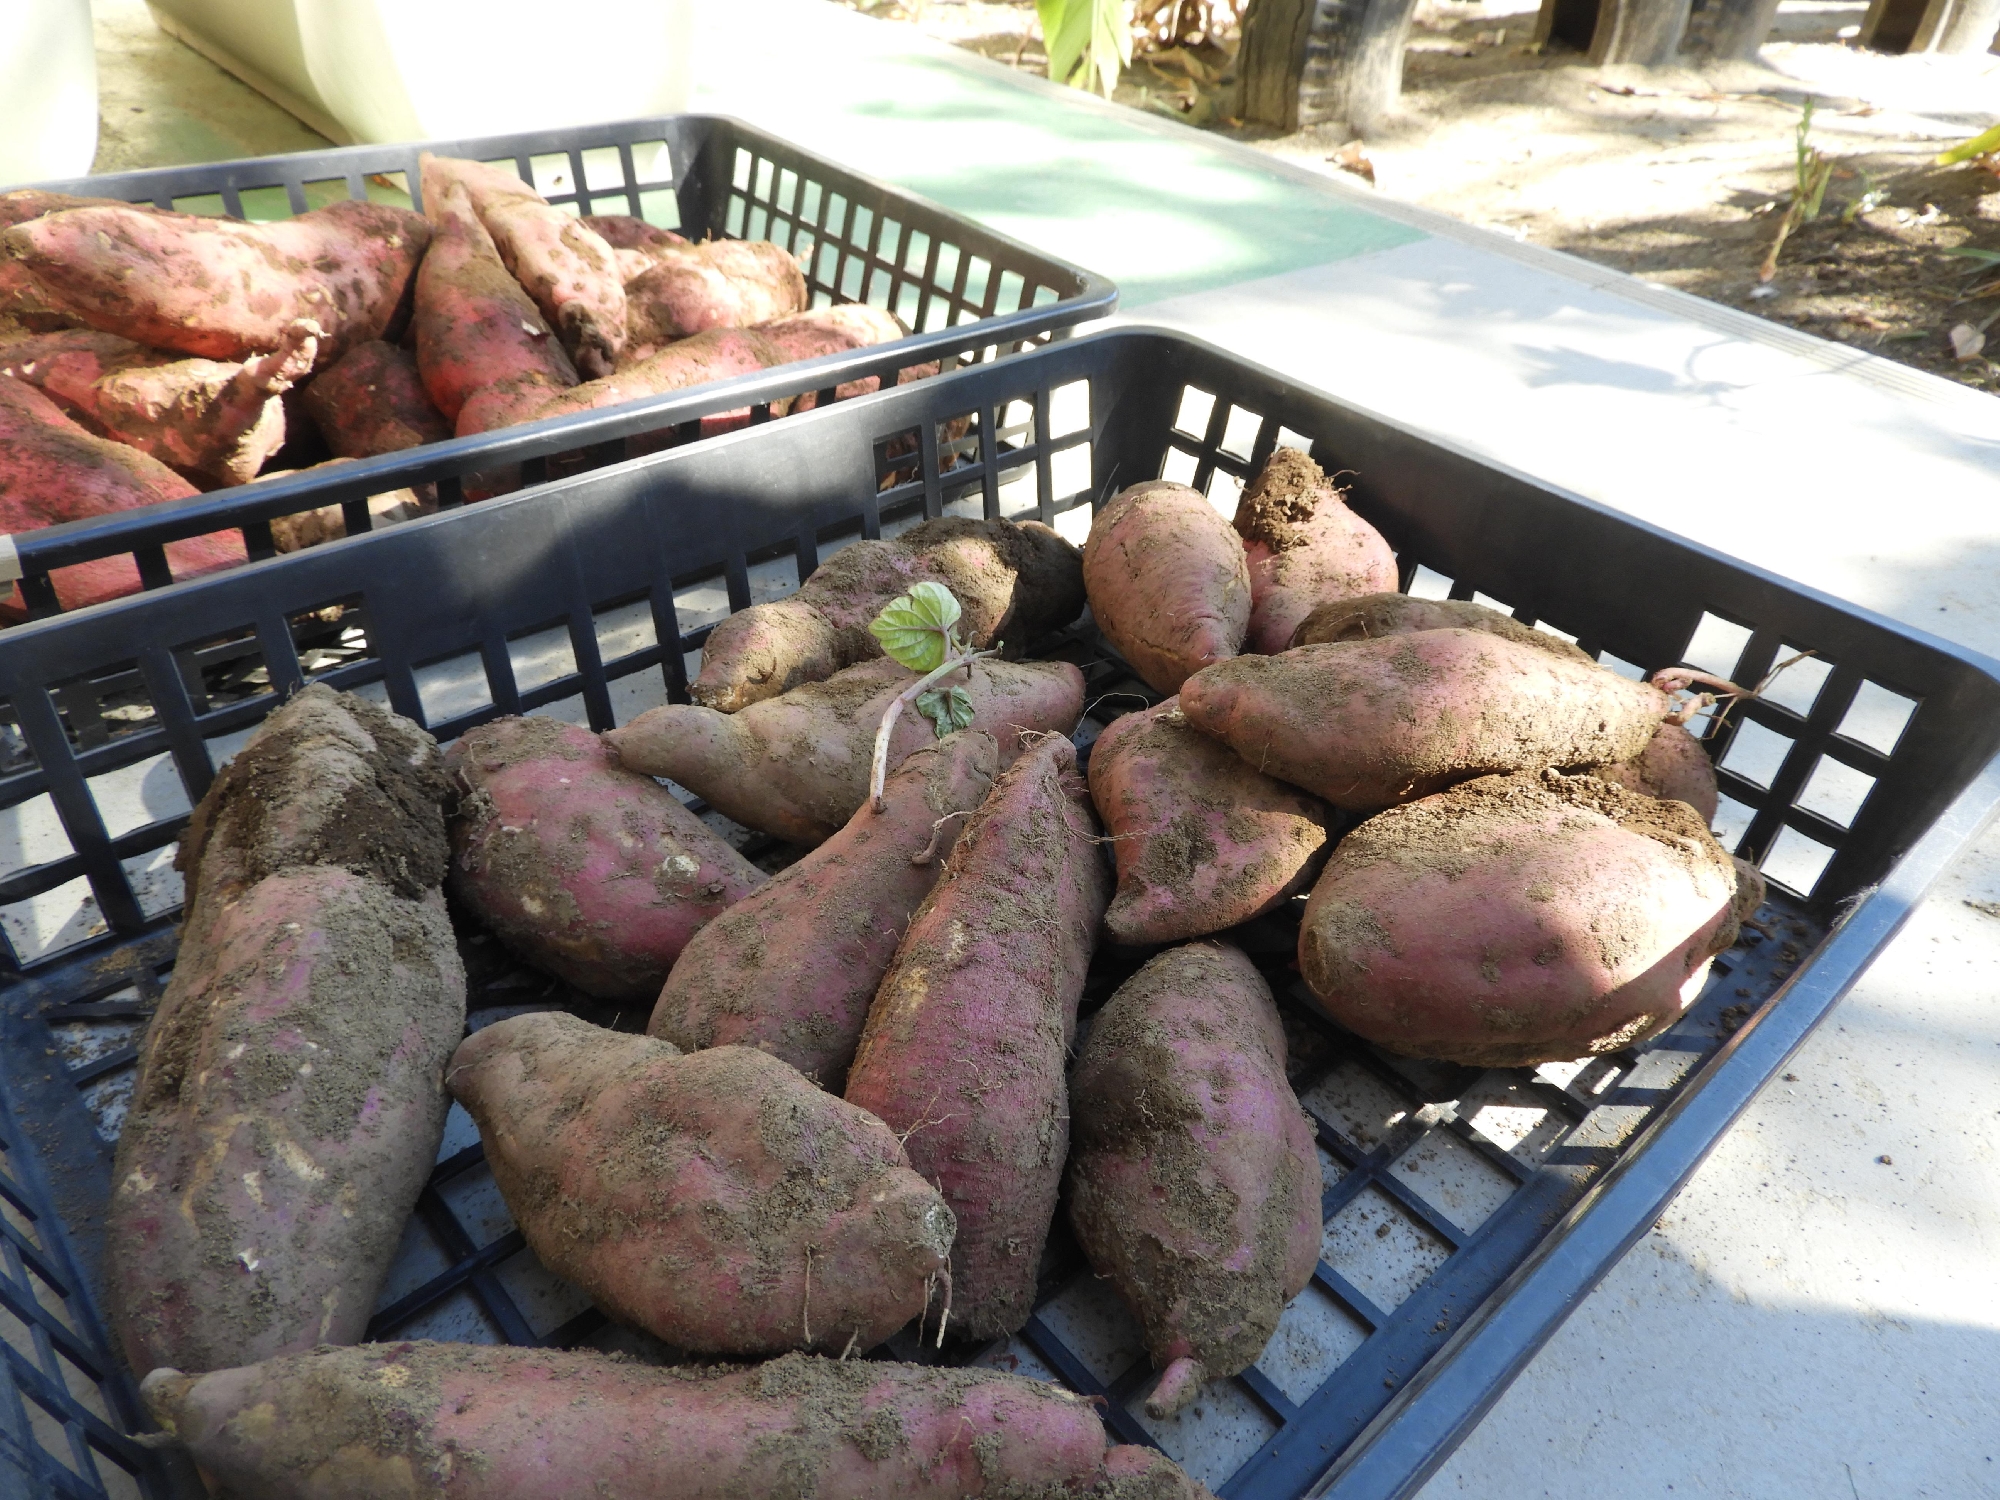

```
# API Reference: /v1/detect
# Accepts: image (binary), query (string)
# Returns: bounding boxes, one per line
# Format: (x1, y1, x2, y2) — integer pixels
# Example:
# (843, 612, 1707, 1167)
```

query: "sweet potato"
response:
(1179, 629, 1671, 812)
(1068, 943, 1322, 1417)
(107, 685, 462, 1376)
(0, 188, 151, 231)
(1083, 480, 1251, 695)
(1584, 721, 1720, 823)
(300, 338, 451, 458)
(450, 1014, 954, 1354)
(1232, 449, 1397, 654)
(524, 324, 779, 426)
(607, 655, 1085, 846)
(1088, 698, 1329, 945)
(694, 517, 1086, 712)
(420, 154, 626, 379)
(623, 238, 808, 352)
(1289, 591, 1589, 660)
(1298, 769, 1754, 1066)
(0, 377, 245, 618)
(444, 715, 764, 999)
(143, 1344, 1216, 1500)
(846, 735, 1111, 1339)
(0, 199, 426, 365)
(756, 303, 919, 409)
(413, 179, 578, 435)
(651, 730, 1000, 1088)
(582, 213, 689, 257)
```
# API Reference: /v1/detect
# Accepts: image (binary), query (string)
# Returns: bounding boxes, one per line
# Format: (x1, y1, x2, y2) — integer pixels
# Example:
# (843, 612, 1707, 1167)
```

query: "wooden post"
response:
(1236, 0, 1425, 135)
(1532, 0, 1691, 62)
(1679, 0, 1786, 58)
(1859, 0, 2000, 52)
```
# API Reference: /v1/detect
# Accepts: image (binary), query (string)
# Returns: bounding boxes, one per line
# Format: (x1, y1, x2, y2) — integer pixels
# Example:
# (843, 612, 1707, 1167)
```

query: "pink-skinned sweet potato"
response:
(0, 188, 155, 231)
(524, 324, 779, 428)
(1088, 698, 1329, 945)
(1179, 629, 1671, 812)
(300, 338, 451, 459)
(1289, 592, 1590, 660)
(693, 516, 1086, 712)
(414, 179, 578, 435)
(1298, 769, 1759, 1066)
(582, 213, 689, 259)
(651, 730, 1000, 1088)
(444, 715, 764, 999)
(1584, 721, 1720, 823)
(107, 685, 462, 1376)
(846, 735, 1111, 1340)
(1068, 942, 1322, 1417)
(142, 1344, 1216, 1500)
(1233, 449, 1397, 655)
(450, 1014, 955, 1355)
(0, 199, 426, 366)
(606, 655, 1085, 846)
(1084, 480, 1251, 695)
(756, 303, 925, 410)
(623, 238, 808, 353)
(420, 154, 626, 378)
(0, 378, 245, 618)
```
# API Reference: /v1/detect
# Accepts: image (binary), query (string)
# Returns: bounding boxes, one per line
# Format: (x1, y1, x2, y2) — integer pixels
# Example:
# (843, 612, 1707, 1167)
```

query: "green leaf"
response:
(1938, 123, 2000, 167)
(1945, 247, 2000, 267)
(915, 684, 976, 738)
(870, 582, 963, 673)
(1039, 0, 1127, 95)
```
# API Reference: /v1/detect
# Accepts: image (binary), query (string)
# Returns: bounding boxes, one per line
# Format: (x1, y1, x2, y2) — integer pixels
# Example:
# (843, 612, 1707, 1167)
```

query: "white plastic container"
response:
(0, 0, 99, 180)
(143, 0, 694, 146)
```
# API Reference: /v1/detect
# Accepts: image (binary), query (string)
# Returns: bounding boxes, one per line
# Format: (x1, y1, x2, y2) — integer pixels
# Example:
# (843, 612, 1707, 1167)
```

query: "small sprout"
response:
(916, 684, 976, 738)
(870, 581, 965, 674)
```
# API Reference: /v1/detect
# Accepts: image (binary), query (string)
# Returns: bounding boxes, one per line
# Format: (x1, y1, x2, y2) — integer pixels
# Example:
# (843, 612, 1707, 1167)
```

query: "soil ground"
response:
(837, 0, 2000, 393)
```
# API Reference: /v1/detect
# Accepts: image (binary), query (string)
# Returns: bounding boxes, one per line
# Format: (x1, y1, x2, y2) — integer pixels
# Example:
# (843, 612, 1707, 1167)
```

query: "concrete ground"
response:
(42, 3, 2000, 1497)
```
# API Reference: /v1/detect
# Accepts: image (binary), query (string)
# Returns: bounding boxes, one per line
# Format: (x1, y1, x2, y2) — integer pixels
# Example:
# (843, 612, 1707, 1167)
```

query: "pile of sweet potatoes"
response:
(0, 162, 933, 614)
(122, 441, 1770, 1495)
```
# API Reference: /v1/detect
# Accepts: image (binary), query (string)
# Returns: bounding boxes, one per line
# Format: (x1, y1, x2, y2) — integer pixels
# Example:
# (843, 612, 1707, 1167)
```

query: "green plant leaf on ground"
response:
(1945, 248, 2000, 267)
(1937, 124, 2000, 167)
(870, 581, 964, 673)
(915, 684, 976, 738)
(1038, 0, 1131, 98)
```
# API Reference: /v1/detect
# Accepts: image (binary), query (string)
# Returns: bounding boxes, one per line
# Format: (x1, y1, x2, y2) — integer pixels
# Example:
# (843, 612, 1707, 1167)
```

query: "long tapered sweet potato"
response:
(444, 715, 764, 999)
(581, 213, 689, 258)
(1068, 943, 1322, 1417)
(522, 324, 778, 425)
(1084, 479, 1251, 695)
(607, 656, 1084, 846)
(450, 1014, 955, 1355)
(421, 154, 627, 378)
(1088, 698, 1329, 945)
(1179, 630, 1671, 812)
(1298, 769, 1755, 1066)
(300, 338, 451, 459)
(652, 730, 1000, 1088)
(142, 1343, 1216, 1500)
(623, 238, 807, 352)
(106, 685, 463, 1376)
(694, 517, 1087, 712)
(0, 378, 244, 618)
(414, 179, 578, 435)
(0, 200, 426, 366)
(846, 735, 1111, 1340)
(0, 188, 154, 231)
(1232, 449, 1397, 654)
(757, 303, 920, 410)
(1285, 594, 1718, 818)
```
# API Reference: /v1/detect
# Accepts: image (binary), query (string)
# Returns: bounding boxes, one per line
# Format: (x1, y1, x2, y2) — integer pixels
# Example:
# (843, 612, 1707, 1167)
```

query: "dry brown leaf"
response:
(1327, 142, 1377, 186)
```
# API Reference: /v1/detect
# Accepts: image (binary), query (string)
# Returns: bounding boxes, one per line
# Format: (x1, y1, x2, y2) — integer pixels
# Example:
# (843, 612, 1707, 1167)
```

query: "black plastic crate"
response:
(2, 113, 1115, 619)
(0, 328, 1996, 1500)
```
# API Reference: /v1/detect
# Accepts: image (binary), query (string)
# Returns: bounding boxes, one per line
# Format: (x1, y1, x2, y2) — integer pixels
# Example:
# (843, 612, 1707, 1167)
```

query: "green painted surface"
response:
(689, 33, 1427, 309)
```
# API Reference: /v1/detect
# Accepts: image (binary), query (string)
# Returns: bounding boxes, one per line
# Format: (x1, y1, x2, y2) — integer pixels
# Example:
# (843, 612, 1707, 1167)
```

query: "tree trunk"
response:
(1860, 0, 2000, 51)
(1236, 0, 1424, 135)
(1679, 0, 1784, 58)
(1532, 0, 1691, 62)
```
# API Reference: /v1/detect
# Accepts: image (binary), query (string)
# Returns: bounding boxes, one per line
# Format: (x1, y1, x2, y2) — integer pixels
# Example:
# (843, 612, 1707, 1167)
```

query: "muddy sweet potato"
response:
(1232, 449, 1396, 655)
(106, 685, 463, 1375)
(1179, 629, 1671, 812)
(450, 1013, 954, 1354)
(846, 735, 1111, 1340)
(1288, 592, 1590, 659)
(623, 238, 808, 354)
(0, 377, 245, 618)
(143, 1344, 1216, 1500)
(607, 656, 1085, 846)
(0, 200, 426, 365)
(756, 303, 919, 410)
(1298, 769, 1756, 1066)
(694, 517, 1086, 712)
(414, 178, 578, 435)
(581, 213, 689, 259)
(1584, 721, 1720, 823)
(1088, 698, 1329, 945)
(444, 715, 764, 999)
(1068, 942, 1322, 1417)
(651, 730, 1000, 1088)
(300, 338, 451, 459)
(1083, 480, 1251, 695)
(523, 324, 779, 429)
(421, 154, 626, 378)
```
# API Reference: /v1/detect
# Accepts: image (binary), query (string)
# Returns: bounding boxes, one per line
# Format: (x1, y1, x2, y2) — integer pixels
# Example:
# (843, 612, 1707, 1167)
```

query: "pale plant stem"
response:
(869, 647, 998, 810)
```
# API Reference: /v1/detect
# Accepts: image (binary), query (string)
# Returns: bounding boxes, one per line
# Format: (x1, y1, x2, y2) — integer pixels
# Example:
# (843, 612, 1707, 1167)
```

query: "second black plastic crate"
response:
(0, 329, 1996, 1500)
(3, 112, 1115, 618)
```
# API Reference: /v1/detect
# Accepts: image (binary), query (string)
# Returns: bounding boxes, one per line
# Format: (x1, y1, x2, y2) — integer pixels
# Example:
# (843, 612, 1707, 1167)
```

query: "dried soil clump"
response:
(1231, 450, 1397, 655)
